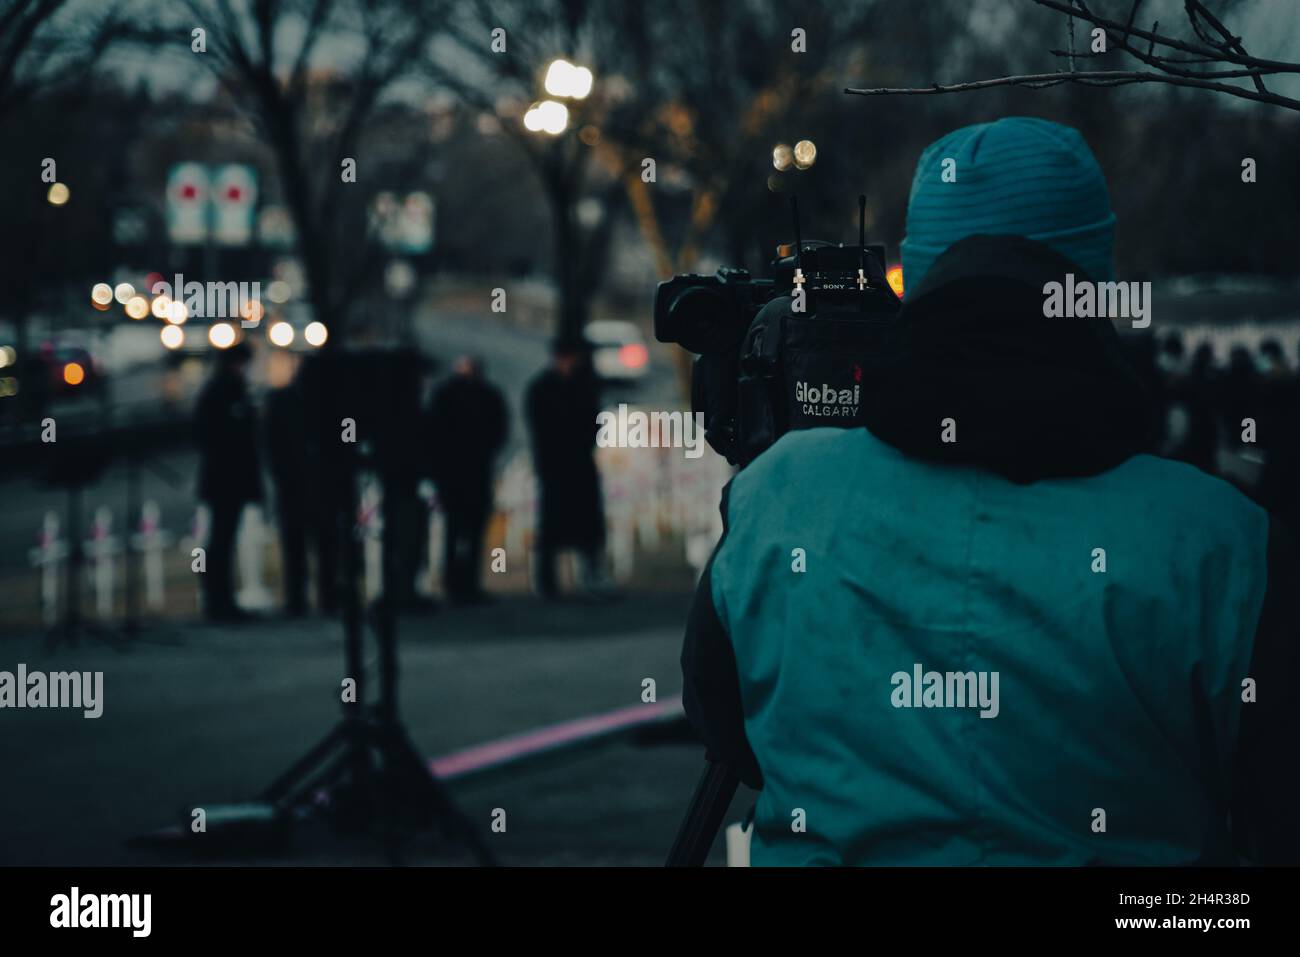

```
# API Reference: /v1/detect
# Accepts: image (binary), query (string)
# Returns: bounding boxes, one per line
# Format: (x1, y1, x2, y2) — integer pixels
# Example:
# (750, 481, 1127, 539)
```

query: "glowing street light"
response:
(160, 325, 185, 350)
(544, 59, 593, 99)
(151, 295, 171, 319)
(524, 99, 569, 135)
(47, 183, 70, 206)
(113, 282, 135, 305)
(794, 139, 818, 169)
(772, 143, 794, 171)
(91, 283, 114, 306)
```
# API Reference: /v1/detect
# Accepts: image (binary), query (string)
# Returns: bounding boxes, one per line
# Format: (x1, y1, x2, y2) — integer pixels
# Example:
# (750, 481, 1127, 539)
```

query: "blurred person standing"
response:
(425, 355, 508, 604)
(265, 354, 336, 616)
(1257, 341, 1300, 538)
(1167, 341, 1220, 474)
(194, 341, 262, 622)
(525, 338, 607, 599)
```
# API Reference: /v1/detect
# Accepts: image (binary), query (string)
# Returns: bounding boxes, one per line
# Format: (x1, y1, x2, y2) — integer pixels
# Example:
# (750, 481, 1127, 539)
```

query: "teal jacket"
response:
(705, 427, 1265, 865)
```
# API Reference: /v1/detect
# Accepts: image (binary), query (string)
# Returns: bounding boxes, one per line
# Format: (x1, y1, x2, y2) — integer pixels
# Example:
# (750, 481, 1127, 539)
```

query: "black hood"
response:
(862, 234, 1154, 484)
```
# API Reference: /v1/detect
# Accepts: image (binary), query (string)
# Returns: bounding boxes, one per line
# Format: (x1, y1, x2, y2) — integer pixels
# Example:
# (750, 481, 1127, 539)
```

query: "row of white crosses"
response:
(26, 445, 733, 623)
(28, 502, 278, 624)
(28, 503, 172, 626)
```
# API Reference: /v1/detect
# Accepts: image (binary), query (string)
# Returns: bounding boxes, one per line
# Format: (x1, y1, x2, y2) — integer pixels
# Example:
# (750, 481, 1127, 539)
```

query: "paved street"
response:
(0, 591, 751, 866)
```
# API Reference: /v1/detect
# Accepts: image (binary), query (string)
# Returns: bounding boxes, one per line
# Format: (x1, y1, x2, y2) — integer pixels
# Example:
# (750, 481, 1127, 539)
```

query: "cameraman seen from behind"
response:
(682, 118, 1299, 865)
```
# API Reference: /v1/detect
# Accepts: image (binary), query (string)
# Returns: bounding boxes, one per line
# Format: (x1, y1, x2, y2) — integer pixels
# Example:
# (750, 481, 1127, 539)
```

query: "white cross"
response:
(794, 268, 806, 288)
(857, 268, 867, 291)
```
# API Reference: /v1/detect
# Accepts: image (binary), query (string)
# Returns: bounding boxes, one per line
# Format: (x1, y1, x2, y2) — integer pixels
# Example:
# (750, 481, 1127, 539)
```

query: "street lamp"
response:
(772, 139, 817, 172)
(524, 99, 569, 135)
(525, 58, 594, 136)
(794, 139, 818, 169)
(544, 59, 593, 99)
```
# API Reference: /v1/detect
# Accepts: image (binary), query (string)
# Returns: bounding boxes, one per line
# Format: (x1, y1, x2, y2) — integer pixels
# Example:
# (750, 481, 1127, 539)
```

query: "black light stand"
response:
(206, 349, 492, 864)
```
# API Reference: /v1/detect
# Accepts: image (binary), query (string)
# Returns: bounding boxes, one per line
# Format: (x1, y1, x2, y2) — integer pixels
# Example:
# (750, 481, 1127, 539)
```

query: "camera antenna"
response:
(790, 194, 807, 302)
(858, 194, 868, 312)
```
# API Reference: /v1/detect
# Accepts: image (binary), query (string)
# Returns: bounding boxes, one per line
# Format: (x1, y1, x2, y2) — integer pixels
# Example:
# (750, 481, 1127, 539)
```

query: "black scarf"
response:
(862, 235, 1154, 484)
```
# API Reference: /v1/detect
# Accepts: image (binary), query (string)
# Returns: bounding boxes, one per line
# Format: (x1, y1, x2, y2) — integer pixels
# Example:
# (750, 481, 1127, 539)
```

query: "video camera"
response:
(654, 196, 900, 466)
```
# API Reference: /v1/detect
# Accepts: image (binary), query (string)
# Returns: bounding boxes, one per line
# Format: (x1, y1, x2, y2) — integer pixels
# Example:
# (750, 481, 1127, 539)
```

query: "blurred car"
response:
(585, 319, 649, 383)
(40, 341, 106, 398)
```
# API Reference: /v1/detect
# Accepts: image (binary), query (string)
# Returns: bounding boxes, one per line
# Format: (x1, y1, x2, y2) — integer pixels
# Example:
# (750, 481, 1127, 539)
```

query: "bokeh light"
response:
(887, 264, 905, 298)
(304, 321, 328, 347)
(544, 59, 593, 99)
(167, 301, 189, 325)
(208, 323, 236, 349)
(268, 321, 294, 347)
(524, 100, 569, 135)
(160, 325, 184, 350)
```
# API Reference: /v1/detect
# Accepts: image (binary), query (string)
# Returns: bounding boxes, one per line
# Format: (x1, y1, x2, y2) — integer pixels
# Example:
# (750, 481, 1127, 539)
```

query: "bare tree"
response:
(427, 0, 654, 342)
(0, 0, 126, 121)
(846, 0, 1300, 112)
(177, 0, 437, 343)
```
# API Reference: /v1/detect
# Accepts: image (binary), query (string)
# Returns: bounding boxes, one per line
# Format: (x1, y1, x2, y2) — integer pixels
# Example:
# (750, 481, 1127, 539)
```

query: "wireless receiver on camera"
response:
(652, 192, 901, 467)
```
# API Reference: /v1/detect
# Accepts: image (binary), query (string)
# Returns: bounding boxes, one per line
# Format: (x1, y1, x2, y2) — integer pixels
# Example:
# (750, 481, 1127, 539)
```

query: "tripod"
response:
(253, 469, 495, 865)
(665, 759, 739, 866)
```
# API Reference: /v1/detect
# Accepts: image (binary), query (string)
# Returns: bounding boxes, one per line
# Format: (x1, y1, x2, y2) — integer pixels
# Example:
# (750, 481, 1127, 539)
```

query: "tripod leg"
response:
(382, 723, 497, 866)
(666, 760, 740, 867)
(260, 723, 347, 804)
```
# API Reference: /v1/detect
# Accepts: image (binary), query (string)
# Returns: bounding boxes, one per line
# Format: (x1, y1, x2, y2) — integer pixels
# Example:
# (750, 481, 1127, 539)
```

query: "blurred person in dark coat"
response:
(376, 353, 433, 610)
(265, 354, 337, 616)
(1167, 341, 1220, 475)
(1257, 340, 1300, 538)
(194, 341, 262, 622)
(525, 338, 606, 598)
(425, 355, 508, 603)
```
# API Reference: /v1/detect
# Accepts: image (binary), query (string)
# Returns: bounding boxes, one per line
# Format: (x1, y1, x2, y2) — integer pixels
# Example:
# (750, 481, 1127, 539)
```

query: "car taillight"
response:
(619, 343, 648, 369)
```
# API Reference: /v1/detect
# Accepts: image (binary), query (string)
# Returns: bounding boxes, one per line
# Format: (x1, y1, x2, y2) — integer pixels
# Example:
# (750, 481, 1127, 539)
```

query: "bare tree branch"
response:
(845, 70, 1300, 111)
(847, 0, 1300, 113)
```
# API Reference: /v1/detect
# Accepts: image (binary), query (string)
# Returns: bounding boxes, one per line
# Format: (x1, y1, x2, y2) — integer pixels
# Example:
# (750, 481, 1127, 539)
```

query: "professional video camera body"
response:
(656, 197, 901, 865)
(654, 196, 901, 466)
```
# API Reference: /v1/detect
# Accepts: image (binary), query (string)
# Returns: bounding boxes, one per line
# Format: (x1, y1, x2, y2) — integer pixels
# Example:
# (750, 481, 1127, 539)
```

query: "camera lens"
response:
(669, 286, 740, 355)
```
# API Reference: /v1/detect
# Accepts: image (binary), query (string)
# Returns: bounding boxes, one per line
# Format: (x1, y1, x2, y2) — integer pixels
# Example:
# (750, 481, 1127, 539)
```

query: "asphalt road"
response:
(0, 592, 751, 866)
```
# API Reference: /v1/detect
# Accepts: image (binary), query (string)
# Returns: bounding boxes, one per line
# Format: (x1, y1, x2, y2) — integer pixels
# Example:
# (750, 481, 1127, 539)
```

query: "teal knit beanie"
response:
(900, 117, 1115, 298)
